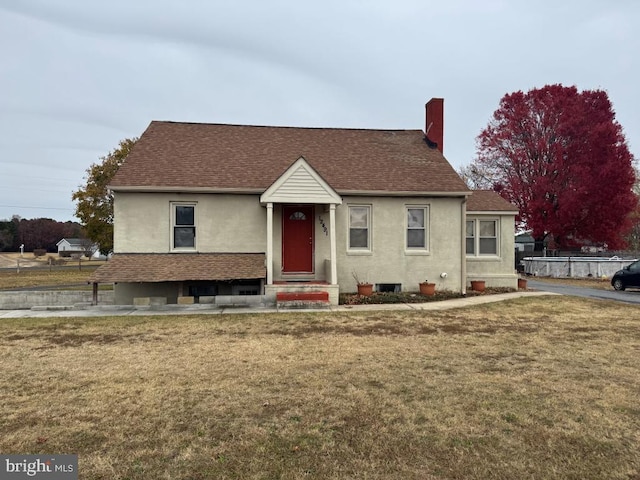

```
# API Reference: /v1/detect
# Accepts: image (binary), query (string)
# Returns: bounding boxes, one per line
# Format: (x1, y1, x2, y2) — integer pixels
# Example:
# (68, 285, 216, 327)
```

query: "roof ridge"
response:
(149, 120, 423, 133)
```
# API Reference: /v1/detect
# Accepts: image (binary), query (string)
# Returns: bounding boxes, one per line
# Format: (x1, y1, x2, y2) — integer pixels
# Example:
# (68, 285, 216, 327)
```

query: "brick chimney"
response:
(425, 98, 444, 153)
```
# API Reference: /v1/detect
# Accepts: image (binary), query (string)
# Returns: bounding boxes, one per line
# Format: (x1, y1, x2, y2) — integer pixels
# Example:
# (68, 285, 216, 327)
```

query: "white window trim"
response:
(170, 201, 198, 252)
(466, 217, 500, 258)
(347, 204, 372, 254)
(405, 205, 430, 255)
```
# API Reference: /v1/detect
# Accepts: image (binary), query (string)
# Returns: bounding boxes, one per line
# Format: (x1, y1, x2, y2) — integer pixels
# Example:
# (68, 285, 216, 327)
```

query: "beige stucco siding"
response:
(334, 196, 464, 293)
(465, 213, 518, 288)
(113, 192, 267, 253)
(113, 192, 518, 294)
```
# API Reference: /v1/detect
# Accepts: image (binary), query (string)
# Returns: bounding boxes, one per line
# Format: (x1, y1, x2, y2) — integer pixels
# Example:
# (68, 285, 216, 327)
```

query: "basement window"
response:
(376, 283, 401, 293)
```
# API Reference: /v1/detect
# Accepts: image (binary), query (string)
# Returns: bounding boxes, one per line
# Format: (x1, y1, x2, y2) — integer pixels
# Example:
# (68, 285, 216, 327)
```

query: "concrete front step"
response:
(276, 291, 331, 309)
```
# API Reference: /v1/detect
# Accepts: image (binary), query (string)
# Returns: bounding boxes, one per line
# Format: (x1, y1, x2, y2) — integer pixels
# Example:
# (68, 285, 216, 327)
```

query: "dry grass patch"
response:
(0, 266, 102, 290)
(1, 297, 639, 479)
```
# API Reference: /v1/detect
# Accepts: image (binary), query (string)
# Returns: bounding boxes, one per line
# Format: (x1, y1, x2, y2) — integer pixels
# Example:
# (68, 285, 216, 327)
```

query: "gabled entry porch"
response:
(260, 157, 342, 305)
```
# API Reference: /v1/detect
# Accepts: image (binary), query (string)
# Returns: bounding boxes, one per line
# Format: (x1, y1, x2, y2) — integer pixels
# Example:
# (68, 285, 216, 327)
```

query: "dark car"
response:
(611, 260, 640, 291)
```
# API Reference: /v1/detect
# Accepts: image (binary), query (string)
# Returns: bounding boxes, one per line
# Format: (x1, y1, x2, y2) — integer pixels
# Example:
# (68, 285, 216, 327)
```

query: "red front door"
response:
(282, 205, 314, 273)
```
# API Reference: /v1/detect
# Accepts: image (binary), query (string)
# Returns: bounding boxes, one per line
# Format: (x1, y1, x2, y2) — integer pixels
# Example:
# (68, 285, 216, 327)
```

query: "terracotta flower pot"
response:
(419, 282, 436, 296)
(470, 280, 486, 292)
(518, 278, 527, 289)
(357, 283, 373, 296)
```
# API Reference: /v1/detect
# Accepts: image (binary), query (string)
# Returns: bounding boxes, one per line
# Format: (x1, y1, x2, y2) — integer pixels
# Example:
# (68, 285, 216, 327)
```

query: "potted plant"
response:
(352, 271, 373, 296)
(517, 277, 527, 289)
(419, 280, 436, 296)
(470, 280, 486, 292)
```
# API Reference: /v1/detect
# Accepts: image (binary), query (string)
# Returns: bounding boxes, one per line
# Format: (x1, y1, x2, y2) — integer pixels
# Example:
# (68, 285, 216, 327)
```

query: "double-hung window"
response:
(466, 218, 498, 256)
(406, 206, 428, 250)
(348, 205, 371, 251)
(172, 203, 196, 250)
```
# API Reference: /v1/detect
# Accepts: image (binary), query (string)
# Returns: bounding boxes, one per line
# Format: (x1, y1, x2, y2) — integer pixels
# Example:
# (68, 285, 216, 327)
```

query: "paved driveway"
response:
(527, 279, 640, 305)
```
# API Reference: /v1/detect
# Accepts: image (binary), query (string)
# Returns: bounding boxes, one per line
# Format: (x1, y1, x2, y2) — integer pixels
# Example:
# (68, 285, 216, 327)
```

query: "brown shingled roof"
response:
(467, 190, 518, 212)
(110, 122, 470, 194)
(88, 253, 266, 283)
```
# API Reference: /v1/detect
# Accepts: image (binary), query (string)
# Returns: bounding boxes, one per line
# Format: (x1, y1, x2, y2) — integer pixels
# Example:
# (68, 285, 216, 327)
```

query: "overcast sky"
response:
(1, 0, 638, 222)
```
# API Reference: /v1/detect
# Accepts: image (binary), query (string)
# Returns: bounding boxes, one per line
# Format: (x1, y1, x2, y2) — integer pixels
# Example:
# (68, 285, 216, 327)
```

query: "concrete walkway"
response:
(0, 291, 556, 318)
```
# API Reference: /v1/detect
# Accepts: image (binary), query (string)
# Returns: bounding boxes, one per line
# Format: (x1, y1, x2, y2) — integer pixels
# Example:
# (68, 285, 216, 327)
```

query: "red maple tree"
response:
(473, 84, 637, 249)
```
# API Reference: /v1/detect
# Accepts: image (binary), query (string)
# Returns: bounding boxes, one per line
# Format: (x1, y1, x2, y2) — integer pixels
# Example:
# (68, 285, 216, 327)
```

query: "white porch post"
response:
(266, 202, 273, 285)
(329, 204, 338, 285)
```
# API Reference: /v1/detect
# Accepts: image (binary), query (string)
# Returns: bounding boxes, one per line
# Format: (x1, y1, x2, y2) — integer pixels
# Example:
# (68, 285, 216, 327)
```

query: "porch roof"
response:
(88, 253, 266, 283)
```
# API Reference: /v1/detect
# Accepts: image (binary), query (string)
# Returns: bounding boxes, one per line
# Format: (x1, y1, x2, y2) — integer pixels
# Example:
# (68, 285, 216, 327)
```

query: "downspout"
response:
(461, 198, 467, 295)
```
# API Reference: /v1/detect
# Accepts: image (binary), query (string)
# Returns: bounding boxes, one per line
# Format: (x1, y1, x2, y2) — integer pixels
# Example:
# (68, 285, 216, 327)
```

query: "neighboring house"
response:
(89, 98, 518, 305)
(515, 230, 537, 273)
(515, 231, 536, 252)
(56, 238, 97, 257)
